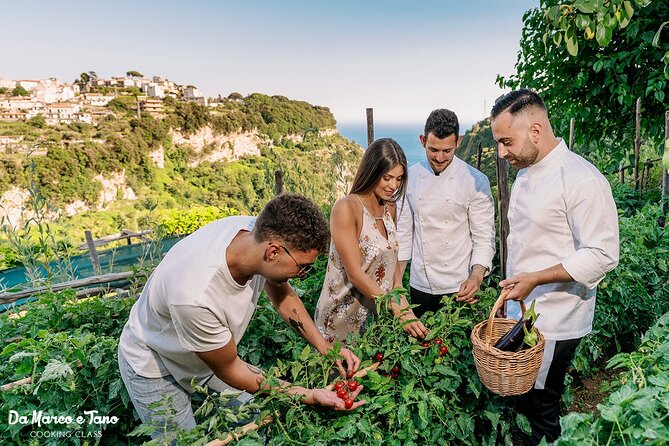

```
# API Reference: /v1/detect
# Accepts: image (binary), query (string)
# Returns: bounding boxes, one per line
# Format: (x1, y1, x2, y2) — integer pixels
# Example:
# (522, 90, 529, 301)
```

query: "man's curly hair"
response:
(254, 193, 330, 253)
(424, 108, 459, 139)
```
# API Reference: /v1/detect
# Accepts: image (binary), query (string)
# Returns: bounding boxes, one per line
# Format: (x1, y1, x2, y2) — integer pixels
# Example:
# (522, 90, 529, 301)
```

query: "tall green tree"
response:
(499, 0, 668, 172)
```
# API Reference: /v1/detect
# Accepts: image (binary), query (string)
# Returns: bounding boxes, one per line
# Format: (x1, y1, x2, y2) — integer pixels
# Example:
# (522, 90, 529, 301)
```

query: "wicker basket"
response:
(471, 291, 545, 396)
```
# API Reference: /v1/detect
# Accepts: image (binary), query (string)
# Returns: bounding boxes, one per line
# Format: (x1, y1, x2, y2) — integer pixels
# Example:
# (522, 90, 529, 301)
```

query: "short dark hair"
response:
(349, 138, 408, 203)
(490, 88, 547, 118)
(424, 109, 459, 139)
(254, 193, 329, 253)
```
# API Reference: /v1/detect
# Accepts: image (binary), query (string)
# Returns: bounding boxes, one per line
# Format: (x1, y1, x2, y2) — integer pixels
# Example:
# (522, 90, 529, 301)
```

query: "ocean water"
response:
(338, 121, 474, 167)
(337, 122, 425, 166)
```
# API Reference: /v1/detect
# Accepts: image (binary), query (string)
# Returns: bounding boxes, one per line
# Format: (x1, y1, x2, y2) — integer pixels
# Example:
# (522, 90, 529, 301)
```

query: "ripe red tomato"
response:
(347, 380, 358, 391)
(337, 388, 348, 399)
(346, 370, 354, 379)
(344, 398, 354, 409)
(391, 372, 399, 379)
(391, 365, 400, 374)
(439, 345, 448, 356)
(434, 338, 443, 345)
(374, 352, 384, 362)
(421, 341, 431, 348)
(334, 380, 345, 390)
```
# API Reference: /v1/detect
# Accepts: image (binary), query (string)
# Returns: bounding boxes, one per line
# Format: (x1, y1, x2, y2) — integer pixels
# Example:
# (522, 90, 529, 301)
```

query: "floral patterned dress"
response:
(314, 197, 399, 344)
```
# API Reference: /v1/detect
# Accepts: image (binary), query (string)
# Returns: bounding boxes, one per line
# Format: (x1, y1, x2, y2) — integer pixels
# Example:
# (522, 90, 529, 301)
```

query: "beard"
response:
(507, 138, 539, 168)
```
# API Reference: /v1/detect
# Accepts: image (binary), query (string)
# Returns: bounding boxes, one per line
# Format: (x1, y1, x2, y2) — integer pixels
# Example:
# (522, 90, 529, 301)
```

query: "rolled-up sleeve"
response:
(468, 177, 496, 273)
(561, 177, 620, 289)
(396, 195, 414, 262)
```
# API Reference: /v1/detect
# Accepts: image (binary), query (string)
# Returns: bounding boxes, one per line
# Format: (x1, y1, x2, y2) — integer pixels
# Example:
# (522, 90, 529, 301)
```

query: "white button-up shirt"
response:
(506, 140, 619, 340)
(397, 157, 496, 294)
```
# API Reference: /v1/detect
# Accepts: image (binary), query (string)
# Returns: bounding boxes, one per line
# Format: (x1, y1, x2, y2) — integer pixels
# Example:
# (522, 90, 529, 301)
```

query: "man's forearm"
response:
(469, 264, 487, 282)
(273, 292, 330, 354)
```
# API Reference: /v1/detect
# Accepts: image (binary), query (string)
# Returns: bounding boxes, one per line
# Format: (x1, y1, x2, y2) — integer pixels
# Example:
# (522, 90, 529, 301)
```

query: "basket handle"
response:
(485, 289, 527, 345)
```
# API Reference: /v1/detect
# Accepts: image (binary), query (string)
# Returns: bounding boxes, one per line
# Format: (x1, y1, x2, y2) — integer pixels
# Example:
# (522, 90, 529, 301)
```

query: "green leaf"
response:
(652, 21, 669, 47)
(596, 23, 613, 46)
(298, 345, 310, 361)
(566, 34, 579, 56)
(553, 31, 563, 46)
(574, 0, 596, 14)
(575, 15, 591, 30)
(547, 5, 560, 21)
(38, 359, 74, 383)
(593, 60, 604, 72)
(623, 1, 635, 20)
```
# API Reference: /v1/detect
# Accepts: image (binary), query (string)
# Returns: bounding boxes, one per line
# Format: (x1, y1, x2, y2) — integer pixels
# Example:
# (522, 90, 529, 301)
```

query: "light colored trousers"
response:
(117, 347, 252, 439)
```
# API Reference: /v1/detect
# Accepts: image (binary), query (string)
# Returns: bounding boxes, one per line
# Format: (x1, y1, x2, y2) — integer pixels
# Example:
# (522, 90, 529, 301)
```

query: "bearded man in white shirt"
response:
(491, 89, 619, 446)
(395, 109, 496, 317)
(118, 193, 363, 440)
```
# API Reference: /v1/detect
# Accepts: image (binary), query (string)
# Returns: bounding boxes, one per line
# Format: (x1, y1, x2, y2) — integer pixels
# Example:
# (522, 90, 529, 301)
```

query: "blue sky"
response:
(1, 0, 538, 126)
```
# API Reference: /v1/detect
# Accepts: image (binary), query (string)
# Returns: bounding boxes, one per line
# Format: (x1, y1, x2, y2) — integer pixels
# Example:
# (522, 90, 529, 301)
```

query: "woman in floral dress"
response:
(314, 138, 428, 344)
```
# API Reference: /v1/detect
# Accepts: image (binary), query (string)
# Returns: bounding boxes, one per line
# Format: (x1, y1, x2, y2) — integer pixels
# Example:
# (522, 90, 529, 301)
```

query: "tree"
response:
(499, 0, 668, 172)
(28, 114, 47, 128)
(11, 85, 30, 97)
(126, 70, 144, 78)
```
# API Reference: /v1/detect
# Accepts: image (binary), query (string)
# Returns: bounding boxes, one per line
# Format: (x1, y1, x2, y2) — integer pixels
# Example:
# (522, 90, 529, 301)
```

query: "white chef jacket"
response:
(397, 157, 496, 295)
(505, 140, 619, 340)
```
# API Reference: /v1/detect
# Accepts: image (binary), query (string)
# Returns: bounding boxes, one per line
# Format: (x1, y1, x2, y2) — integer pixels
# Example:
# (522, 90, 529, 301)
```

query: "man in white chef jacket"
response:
(395, 108, 496, 317)
(491, 89, 619, 446)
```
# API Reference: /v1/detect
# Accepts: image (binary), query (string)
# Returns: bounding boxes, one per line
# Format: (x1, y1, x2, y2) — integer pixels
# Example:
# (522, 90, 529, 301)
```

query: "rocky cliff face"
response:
(1, 171, 138, 228)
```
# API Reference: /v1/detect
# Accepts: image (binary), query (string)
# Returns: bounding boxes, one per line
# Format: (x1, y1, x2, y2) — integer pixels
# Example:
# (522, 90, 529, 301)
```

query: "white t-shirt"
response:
(506, 140, 619, 340)
(119, 216, 265, 391)
(397, 157, 496, 294)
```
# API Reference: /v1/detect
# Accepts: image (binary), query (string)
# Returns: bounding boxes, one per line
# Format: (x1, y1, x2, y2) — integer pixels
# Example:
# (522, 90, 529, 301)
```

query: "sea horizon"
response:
(337, 121, 475, 167)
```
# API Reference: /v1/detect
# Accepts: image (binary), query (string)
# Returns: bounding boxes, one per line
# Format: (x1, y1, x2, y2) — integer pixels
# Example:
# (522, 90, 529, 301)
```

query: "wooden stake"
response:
(476, 142, 483, 171)
(663, 111, 669, 215)
(568, 118, 575, 150)
(0, 271, 135, 303)
(274, 170, 284, 196)
(366, 108, 374, 147)
(495, 153, 510, 280)
(85, 230, 101, 275)
(1, 377, 32, 391)
(633, 97, 641, 189)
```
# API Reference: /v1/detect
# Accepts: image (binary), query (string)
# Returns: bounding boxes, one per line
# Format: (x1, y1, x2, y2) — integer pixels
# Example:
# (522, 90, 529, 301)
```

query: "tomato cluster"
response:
(420, 337, 448, 356)
(334, 378, 359, 409)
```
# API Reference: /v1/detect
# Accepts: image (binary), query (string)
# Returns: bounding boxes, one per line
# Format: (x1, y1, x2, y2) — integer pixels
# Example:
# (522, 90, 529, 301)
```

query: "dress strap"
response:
(354, 194, 385, 220)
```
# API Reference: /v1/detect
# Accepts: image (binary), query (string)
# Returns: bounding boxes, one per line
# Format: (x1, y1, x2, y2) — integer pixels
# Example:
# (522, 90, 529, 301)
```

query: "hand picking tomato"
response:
(347, 380, 358, 391)
(344, 398, 354, 409)
(346, 370, 354, 379)
(337, 387, 348, 399)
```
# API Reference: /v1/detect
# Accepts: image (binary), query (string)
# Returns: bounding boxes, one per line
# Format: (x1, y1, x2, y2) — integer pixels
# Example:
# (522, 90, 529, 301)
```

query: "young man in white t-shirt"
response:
(118, 193, 363, 438)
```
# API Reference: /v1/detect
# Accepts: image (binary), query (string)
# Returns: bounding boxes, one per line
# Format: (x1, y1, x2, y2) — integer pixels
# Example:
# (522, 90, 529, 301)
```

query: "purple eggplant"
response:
(493, 300, 539, 352)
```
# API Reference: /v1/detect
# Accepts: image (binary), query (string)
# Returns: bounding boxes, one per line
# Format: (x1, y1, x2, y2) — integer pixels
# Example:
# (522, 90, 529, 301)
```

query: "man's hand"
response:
(335, 348, 361, 378)
(398, 309, 429, 339)
(499, 272, 539, 301)
(310, 386, 365, 410)
(457, 265, 486, 304)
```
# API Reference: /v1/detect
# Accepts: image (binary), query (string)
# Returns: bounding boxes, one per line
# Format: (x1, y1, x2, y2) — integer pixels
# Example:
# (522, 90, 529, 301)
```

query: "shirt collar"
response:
(526, 138, 568, 173)
(420, 156, 460, 177)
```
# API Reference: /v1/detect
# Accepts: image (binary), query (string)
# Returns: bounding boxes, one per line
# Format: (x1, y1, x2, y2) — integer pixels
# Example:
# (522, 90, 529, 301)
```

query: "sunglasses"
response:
(278, 244, 314, 279)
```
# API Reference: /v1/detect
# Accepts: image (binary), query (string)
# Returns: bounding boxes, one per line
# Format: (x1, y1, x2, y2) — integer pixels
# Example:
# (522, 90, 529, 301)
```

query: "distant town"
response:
(0, 72, 210, 128)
